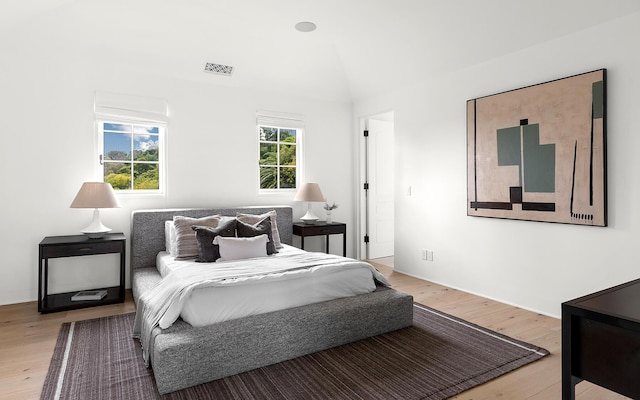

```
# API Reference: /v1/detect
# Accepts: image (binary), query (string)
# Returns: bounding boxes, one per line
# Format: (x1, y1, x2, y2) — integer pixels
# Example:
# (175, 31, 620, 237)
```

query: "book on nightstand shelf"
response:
(71, 290, 107, 301)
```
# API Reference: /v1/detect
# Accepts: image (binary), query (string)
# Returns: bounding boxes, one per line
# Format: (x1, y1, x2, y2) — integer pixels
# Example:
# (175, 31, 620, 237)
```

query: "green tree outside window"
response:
(259, 126, 298, 189)
(101, 122, 163, 191)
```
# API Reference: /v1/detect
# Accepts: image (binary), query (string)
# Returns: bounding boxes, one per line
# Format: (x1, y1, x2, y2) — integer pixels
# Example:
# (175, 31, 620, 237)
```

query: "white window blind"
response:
(94, 91, 168, 124)
(256, 110, 304, 129)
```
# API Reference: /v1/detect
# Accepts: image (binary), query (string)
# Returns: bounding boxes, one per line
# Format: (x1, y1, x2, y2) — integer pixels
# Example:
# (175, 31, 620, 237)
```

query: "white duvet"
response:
(156, 245, 382, 327)
(133, 248, 388, 366)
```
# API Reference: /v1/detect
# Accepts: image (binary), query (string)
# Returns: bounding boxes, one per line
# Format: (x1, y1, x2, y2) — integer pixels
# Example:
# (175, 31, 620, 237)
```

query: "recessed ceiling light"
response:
(295, 21, 316, 32)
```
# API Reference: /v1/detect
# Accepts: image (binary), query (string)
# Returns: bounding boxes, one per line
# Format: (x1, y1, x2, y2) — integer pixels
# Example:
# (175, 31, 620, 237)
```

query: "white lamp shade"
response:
(70, 182, 121, 209)
(294, 183, 325, 224)
(70, 182, 120, 238)
(293, 183, 325, 202)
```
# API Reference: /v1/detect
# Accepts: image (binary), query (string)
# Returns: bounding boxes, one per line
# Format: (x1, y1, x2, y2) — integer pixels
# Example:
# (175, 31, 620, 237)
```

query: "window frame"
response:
(96, 118, 167, 197)
(257, 111, 304, 194)
(258, 124, 301, 192)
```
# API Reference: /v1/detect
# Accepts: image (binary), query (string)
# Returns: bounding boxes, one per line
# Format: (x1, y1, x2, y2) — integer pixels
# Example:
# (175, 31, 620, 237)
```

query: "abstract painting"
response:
(467, 69, 607, 226)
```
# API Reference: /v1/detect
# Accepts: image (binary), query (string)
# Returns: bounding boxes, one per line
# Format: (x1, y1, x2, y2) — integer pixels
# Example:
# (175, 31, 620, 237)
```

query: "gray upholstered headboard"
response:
(130, 206, 293, 274)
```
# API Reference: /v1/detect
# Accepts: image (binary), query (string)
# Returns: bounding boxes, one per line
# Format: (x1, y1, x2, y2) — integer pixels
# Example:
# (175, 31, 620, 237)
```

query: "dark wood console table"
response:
(562, 278, 640, 399)
(292, 222, 346, 257)
(38, 233, 126, 313)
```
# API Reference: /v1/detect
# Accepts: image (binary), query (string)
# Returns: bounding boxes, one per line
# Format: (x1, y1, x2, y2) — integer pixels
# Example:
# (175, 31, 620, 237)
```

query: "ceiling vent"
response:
(204, 62, 234, 76)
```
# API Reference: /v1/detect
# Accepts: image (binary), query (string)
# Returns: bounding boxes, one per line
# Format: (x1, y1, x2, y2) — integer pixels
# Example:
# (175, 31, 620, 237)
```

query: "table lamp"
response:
(293, 182, 325, 224)
(70, 182, 121, 238)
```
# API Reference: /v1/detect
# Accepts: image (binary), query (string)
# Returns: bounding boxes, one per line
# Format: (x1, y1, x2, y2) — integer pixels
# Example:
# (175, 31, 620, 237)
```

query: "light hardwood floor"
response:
(0, 263, 630, 400)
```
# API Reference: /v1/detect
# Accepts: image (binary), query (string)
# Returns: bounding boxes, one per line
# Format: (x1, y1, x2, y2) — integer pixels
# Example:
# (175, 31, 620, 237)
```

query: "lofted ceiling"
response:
(2, 0, 640, 103)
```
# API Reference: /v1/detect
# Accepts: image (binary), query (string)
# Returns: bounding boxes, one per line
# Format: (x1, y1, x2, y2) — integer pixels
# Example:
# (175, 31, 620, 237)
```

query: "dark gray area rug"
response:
(40, 303, 549, 399)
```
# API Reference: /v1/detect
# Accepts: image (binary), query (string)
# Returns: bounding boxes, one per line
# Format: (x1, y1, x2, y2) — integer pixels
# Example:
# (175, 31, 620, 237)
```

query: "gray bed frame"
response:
(131, 206, 414, 394)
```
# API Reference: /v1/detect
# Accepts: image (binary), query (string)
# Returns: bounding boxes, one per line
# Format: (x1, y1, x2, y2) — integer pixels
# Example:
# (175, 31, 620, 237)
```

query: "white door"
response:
(367, 118, 394, 259)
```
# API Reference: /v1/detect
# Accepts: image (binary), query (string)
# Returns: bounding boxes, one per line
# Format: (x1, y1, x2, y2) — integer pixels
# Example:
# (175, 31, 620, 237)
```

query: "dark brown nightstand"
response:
(292, 221, 346, 256)
(38, 233, 126, 313)
(562, 278, 640, 399)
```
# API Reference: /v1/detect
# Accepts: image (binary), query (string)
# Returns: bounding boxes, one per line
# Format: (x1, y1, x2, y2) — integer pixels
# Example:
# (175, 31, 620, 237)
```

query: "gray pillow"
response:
(192, 218, 237, 262)
(236, 210, 282, 249)
(236, 218, 277, 255)
(173, 215, 221, 259)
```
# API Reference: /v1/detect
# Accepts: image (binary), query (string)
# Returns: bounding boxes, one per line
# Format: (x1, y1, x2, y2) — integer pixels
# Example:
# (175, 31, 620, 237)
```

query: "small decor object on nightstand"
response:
(324, 202, 338, 223)
(71, 289, 108, 301)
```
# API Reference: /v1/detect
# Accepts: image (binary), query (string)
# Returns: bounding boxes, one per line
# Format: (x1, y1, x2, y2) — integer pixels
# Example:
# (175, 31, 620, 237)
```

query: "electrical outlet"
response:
(427, 251, 434, 261)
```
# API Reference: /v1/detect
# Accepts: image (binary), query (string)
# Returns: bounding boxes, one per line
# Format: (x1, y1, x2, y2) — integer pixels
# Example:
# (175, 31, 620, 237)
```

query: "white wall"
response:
(355, 11, 640, 318)
(4, 9, 638, 316)
(0, 49, 354, 305)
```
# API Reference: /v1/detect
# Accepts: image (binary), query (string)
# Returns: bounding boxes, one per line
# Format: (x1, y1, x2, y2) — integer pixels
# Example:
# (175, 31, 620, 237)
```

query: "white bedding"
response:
(155, 245, 384, 327)
(156, 243, 303, 277)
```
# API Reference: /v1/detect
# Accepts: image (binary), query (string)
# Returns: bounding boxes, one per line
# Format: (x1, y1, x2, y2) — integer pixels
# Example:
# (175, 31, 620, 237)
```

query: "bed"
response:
(130, 206, 414, 394)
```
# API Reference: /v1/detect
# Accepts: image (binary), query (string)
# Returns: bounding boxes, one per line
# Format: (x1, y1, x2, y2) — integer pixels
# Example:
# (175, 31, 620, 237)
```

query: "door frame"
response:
(355, 111, 394, 260)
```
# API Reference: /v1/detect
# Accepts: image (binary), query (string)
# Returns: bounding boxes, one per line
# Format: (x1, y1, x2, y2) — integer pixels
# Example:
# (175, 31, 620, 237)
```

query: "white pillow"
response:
(215, 234, 269, 261)
(164, 220, 177, 255)
(236, 210, 283, 249)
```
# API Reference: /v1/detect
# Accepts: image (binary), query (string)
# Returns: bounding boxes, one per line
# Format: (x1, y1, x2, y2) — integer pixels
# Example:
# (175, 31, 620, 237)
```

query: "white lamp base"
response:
(300, 203, 319, 224)
(80, 209, 112, 238)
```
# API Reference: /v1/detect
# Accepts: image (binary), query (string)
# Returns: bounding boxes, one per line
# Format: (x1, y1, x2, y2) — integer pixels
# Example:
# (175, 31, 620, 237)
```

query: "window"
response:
(94, 91, 168, 195)
(99, 121, 165, 192)
(257, 111, 304, 191)
(259, 126, 298, 189)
